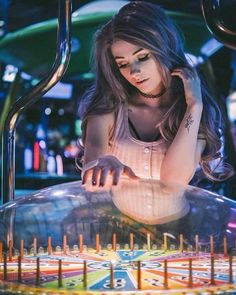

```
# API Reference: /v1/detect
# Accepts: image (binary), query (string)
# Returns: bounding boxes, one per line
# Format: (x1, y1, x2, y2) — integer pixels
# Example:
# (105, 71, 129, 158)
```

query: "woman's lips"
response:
(136, 78, 149, 85)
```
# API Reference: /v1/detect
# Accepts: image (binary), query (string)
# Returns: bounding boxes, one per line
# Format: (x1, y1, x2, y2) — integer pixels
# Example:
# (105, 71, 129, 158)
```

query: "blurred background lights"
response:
(45, 107, 52, 115)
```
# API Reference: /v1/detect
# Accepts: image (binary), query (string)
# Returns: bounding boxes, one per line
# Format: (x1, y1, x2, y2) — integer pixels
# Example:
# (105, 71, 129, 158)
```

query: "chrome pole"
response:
(201, 0, 236, 50)
(1, 0, 72, 204)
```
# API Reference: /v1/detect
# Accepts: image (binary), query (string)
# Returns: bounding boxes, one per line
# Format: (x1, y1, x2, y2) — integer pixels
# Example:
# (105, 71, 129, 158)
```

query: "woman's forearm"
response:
(160, 103, 203, 184)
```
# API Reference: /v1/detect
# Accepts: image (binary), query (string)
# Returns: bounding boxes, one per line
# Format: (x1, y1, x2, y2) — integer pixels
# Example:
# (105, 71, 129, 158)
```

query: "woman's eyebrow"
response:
(114, 48, 144, 60)
(132, 48, 144, 55)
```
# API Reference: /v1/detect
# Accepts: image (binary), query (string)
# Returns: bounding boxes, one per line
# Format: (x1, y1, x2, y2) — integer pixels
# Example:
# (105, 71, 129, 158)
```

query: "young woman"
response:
(78, 1, 233, 188)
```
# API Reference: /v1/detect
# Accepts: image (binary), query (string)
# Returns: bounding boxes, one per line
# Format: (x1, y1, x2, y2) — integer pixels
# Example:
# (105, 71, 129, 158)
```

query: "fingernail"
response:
(99, 183, 104, 187)
(92, 181, 96, 186)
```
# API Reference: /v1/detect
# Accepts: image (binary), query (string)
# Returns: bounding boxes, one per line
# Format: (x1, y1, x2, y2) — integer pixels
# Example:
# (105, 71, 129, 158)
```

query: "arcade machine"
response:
(0, 0, 236, 294)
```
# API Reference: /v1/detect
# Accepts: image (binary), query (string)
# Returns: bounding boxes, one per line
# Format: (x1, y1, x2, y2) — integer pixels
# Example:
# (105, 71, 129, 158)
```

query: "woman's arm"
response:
(160, 67, 206, 185)
(83, 113, 114, 164)
(160, 104, 205, 185)
(82, 112, 137, 186)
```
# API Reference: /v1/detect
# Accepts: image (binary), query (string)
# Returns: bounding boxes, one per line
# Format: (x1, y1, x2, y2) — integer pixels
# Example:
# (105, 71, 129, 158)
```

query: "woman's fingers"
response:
(171, 67, 202, 106)
(112, 165, 138, 185)
(99, 168, 110, 187)
(171, 67, 198, 80)
(123, 166, 139, 179)
(82, 169, 90, 185)
(112, 169, 122, 185)
(91, 166, 101, 185)
(82, 156, 138, 187)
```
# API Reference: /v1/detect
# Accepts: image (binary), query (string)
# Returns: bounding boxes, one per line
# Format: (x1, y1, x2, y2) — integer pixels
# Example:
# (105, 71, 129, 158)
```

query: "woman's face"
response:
(111, 40, 163, 95)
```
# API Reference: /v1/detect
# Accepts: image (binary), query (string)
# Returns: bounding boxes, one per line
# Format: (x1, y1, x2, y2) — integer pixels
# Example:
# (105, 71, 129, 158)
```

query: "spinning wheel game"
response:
(1, 249, 236, 294)
(1, 179, 236, 294)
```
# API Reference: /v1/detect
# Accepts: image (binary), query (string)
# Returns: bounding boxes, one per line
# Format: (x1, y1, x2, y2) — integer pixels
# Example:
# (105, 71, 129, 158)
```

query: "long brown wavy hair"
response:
(79, 1, 234, 181)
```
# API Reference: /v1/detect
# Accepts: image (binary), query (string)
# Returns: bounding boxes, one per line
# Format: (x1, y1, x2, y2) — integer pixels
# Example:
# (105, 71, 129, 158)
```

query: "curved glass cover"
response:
(0, 178, 235, 253)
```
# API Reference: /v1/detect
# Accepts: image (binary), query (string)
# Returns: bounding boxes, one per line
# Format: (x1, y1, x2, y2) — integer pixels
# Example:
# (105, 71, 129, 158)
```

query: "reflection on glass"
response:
(0, 179, 236, 251)
(111, 178, 189, 225)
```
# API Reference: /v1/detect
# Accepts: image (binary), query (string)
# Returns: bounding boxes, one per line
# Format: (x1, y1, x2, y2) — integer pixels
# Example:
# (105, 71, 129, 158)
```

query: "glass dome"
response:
(0, 178, 235, 253)
(1, 179, 236, 294)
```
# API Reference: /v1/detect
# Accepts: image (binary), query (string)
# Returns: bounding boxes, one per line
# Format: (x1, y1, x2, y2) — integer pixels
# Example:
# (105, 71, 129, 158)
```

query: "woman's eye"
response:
(138, 54, 149, 62)
(118, 63, 128, 69)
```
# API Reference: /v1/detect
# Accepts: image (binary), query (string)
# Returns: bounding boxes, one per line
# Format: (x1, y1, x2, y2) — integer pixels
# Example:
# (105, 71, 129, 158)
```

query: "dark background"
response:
(1, 0, 203, 34)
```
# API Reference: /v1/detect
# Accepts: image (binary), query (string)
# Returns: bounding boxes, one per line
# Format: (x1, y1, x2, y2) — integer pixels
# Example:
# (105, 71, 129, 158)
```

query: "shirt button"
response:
(144, 147, 150, 153)
(144, 165, 149, 170)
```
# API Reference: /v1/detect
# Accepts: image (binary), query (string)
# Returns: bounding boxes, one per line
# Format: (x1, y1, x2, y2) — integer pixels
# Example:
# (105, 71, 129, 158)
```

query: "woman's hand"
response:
(82, 155, 138, 188)
(171, 67, 202, 107)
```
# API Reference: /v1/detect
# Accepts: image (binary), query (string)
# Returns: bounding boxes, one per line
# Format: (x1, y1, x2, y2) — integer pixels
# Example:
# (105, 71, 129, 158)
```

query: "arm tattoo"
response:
(185, 113, 194, 133)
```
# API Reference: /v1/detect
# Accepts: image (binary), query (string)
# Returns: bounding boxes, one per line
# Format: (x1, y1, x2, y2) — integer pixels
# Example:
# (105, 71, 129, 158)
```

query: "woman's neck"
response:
(129, 88, 171, 109)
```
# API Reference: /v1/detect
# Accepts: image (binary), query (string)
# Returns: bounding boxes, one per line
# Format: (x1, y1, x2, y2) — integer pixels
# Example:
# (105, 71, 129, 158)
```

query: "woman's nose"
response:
(130, 63, 141, 76)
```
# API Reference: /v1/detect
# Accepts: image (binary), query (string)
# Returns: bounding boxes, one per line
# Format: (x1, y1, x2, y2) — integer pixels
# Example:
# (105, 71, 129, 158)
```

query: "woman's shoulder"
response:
(87, 111, 116, 131)
(86, 102, 127, 132)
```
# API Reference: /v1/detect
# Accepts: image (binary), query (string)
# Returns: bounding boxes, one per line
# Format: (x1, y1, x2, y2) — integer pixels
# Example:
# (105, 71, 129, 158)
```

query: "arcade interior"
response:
(0, 1, 236, 294)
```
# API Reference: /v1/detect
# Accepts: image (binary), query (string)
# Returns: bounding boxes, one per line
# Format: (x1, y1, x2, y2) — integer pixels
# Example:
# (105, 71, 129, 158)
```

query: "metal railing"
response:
(1, 0, 72, 204)
(201, 0, 236, 50)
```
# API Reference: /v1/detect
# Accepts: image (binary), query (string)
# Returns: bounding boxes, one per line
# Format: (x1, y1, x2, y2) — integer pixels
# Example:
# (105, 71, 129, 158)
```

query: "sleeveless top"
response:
(108, 103, 170, 179)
